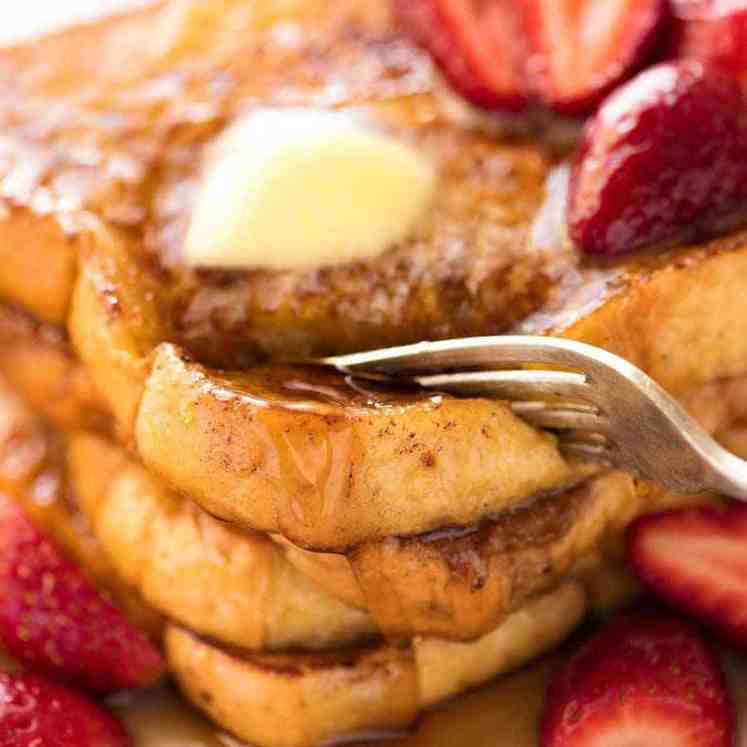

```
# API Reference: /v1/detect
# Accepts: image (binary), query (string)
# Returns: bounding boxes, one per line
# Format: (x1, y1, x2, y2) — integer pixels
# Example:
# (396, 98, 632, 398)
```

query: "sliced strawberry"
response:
(628, 501, 747, 649)
(0, 494, 164, 693)
(568, 61, 747, 256)
(0, 671, 129, 747)
(541, 611, 733, 747)
(524, 0, 668, 114)
(395, 0, 528, 111)
(672, 1, 747, 80)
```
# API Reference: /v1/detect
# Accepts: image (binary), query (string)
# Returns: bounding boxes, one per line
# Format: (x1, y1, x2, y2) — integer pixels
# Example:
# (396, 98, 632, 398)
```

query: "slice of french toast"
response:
(166, 583, 585, 747)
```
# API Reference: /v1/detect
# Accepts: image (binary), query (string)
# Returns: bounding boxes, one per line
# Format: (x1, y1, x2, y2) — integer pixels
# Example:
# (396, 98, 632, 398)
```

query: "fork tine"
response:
(516, 407, 607, 432)
(511, 400, 600, 415)
(556, 430, 609, 445)
(324, 336, 629, 377)
(558, 439, 613, 465)
(414, 370, 593, 403)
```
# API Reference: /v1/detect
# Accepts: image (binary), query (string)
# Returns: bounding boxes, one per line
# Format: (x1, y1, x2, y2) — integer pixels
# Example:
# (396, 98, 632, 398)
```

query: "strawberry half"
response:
(541, 611, 734, 747)
(672, 0, 747, 80)
(395, 0, 528, 111)
(0, 494, 164, 693)
(524, 0, 668, 114)
(568, 61, 747, 256)
(628, 501, 747, 649)
(0, 671, 129, 747)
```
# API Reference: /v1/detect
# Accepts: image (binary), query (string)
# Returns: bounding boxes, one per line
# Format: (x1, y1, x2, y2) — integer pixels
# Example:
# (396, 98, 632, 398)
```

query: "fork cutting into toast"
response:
(322, 336, 747, 499)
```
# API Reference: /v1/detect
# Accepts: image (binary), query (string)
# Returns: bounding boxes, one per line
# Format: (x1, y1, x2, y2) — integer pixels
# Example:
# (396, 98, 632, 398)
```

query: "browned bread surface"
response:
(1, 309, 745, 640)
(5, 0, 747, 549)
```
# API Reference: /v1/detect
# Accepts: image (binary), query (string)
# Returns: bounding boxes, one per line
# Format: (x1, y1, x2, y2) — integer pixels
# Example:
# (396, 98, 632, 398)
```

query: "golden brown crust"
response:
(0, 308, 740, 641)
(0, 0, 554, 358)
(0, 303, 107, 432)
(135, 342, 572, 548)
(6, 0, 747, 554)
(166, 583, 586, 747)
(67, 431, 377, 652)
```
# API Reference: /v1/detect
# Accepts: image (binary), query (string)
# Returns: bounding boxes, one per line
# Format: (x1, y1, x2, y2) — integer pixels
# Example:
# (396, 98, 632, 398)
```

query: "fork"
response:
(320, 336, 747, 499)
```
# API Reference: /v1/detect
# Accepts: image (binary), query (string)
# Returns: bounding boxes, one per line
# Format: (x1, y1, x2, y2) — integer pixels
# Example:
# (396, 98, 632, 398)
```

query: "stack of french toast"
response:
(4, 1, 747, 745)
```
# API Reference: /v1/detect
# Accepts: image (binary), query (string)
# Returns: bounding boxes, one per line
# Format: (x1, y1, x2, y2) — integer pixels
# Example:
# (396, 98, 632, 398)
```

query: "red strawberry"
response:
(0, 494, 164, 693)
(672, 1, 747, 79)
(541, 611, 733, 747)
(395, 0, 528, 112)
(0, 671, 129, 747)
(628, 501, 747, 649)
(523, 0, 667, 114)
(568, 61, 747, 256)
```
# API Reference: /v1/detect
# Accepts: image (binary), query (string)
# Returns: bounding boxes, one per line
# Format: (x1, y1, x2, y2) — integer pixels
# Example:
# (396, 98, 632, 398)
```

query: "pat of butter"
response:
(184, 109, 437, 270)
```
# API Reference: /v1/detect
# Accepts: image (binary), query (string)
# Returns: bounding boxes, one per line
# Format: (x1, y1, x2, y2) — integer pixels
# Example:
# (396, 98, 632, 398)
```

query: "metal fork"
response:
(321, 336, 747, 499)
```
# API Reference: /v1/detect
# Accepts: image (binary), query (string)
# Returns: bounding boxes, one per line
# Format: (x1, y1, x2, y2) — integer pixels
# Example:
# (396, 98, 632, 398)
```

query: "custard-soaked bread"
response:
(135, 343, 573, 548)
(166, 583, 585, 747)
(0, 372, 588, 747)
(67, 432, 376, 652)
(71, 223, 576, 550)
(0, 309, 744, 640)
(2, 1, 747, 549)
(0, 304, 107, 433)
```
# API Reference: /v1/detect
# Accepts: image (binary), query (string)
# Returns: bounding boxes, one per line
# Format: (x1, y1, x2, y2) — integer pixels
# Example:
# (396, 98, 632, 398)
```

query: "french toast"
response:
(5, 2, 747, 745)
(0, 303, 108, 432)
(2, 307, 747, 640)
(0, 0, 746, 552)
(166, 584, 585, 747)
(0, 372, 589, 745)
(67, 432, 377, 652)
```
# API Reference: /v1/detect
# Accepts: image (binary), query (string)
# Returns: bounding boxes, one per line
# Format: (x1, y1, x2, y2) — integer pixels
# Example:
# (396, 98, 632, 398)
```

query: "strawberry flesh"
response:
(628, 501, 747, 650)
(672, 0, 747, 79)
(568, 61, 747, 256)
(0, 494, 164, 693)
(523, 0, 667, 114)
(0, 671, 129, 747)
(541, 611, 734, 747)
(395, 0, 528, 111)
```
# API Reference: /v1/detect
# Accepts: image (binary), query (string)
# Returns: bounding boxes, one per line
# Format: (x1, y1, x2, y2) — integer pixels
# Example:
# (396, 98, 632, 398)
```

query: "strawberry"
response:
(628, 501, 747, 649)
(568, 61, 747, 256)
(395, 0, 528, 112)
(523, 0, 668, 114)
(672, 1, 747, 80)
(0, 494, 164, 693)
(541, 611, 733, 747)
(0, 671, 129, 747)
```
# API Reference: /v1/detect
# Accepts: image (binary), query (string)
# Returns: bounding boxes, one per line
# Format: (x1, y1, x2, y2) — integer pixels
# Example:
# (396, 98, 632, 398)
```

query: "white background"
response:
(0, 1, 153, 43)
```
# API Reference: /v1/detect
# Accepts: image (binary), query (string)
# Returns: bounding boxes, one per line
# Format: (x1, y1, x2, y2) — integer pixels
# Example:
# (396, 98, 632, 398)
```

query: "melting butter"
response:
(184, 108, 437, 270)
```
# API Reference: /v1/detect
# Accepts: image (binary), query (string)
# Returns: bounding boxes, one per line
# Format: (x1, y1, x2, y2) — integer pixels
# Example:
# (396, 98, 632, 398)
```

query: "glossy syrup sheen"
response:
(203, 363, 441, 415)
(7, 0, 741, 371)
